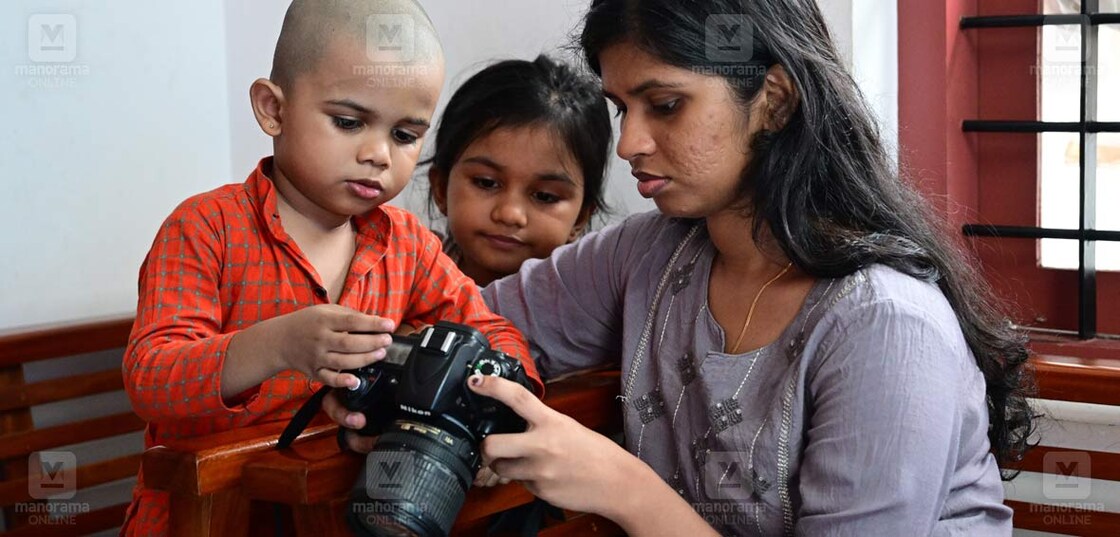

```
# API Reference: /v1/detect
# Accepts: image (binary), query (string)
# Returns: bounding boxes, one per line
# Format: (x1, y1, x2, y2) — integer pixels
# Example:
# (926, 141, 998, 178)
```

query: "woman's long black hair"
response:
(580, 0, 1034, 474)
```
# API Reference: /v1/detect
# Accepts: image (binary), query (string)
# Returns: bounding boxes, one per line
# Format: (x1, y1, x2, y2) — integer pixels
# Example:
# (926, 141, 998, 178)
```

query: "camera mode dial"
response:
(471, 358, 503, 377)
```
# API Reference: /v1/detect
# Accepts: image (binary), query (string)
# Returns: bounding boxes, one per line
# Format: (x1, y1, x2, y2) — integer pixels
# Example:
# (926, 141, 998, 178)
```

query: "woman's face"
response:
(600, 41, 766, 219)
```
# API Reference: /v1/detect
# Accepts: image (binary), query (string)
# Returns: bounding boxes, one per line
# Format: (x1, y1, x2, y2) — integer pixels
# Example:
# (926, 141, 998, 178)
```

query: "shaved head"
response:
(271, 0, 443, 90)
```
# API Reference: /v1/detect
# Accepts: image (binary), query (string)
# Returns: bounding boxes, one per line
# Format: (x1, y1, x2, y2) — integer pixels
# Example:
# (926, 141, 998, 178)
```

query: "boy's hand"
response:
(323, 390, 377, 452)
(268, 304, 395, 389)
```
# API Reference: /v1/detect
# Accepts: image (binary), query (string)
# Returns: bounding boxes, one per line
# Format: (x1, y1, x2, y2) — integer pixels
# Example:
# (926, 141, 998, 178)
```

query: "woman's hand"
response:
(465, 374, 638, 517)
(470, 375, 721, 536)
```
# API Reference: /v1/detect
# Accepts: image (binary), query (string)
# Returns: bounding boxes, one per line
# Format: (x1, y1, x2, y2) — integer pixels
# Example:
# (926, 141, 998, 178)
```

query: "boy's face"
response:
(270, 37, 444, 228)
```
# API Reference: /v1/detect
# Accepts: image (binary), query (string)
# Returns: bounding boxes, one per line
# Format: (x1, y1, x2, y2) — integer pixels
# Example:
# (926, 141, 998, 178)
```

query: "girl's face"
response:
(435, 126, 588, 285)
(600, 40, 767, 219)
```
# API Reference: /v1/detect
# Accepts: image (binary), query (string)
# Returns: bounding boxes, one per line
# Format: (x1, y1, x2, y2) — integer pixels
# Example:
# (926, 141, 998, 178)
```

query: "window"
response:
(900, 0, 1119, 340)
(958, 0, 1120, 338)
(1038, 0, 1120, 271)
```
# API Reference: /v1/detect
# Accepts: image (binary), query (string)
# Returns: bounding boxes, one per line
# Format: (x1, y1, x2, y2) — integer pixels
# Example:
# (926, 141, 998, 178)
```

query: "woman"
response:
(330, 0, 1033, 535)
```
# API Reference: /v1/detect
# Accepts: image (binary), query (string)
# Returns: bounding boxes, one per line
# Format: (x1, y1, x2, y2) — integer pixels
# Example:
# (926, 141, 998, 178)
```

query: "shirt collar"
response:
(245, 157, 393, 264)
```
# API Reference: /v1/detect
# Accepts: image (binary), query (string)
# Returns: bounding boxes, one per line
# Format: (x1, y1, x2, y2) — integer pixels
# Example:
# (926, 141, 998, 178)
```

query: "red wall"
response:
(897, 0, 1118, 334)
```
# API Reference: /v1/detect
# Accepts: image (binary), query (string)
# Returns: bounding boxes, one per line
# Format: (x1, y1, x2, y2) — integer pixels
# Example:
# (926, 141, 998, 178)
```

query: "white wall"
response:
(0, 1, 896, 331)
(1, 1, 232, 330)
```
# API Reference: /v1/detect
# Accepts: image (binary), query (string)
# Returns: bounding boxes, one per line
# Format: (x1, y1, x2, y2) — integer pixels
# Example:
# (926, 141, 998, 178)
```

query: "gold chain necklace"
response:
(729, 261, 794, 354)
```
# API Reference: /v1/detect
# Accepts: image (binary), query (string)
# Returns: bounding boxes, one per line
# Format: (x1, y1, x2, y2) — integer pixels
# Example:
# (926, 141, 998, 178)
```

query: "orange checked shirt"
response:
(120, 158, 542, 536)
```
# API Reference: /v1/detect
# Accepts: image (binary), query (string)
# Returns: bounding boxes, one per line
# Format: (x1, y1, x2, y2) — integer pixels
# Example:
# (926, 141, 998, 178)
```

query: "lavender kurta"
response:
(482, 211, 1011, 536)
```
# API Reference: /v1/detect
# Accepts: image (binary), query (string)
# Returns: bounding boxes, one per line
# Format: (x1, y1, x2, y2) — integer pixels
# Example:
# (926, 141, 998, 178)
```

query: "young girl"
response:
(424, 55, 613, 286)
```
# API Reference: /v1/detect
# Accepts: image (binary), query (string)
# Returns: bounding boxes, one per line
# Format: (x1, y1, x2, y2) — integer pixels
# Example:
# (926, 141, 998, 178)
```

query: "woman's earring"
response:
(268, 122, 276, 129)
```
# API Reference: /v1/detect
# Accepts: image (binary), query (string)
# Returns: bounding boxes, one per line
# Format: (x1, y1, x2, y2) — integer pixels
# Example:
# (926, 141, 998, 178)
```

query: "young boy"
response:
(120, 1, 542, 534)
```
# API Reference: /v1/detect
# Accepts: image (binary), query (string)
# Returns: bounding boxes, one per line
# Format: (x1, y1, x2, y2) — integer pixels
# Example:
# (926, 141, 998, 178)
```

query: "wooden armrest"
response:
(1030, 353, 1120, 406)
(142, 416, 337, 537)
(142, 417, 337, 496)
(240, 371, 622, 533)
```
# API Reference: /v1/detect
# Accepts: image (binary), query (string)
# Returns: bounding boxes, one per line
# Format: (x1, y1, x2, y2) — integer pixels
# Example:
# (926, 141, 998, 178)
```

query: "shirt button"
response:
(314, 287, 327, 298)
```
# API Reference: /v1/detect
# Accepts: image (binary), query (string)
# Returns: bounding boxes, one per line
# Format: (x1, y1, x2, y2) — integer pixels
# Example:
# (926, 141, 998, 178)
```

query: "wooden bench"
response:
(143, 370, 626, 537)
(241, 370, 625, 537)
(5, 316, 1119, 535)
(0, 316, 139, 536)
(1008, 342, 1120, 536)
(136, 342, 1120, 536)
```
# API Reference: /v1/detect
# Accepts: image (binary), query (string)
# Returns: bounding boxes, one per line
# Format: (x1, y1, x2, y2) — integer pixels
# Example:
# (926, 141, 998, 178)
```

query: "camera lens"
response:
(349, 420, 479, 537)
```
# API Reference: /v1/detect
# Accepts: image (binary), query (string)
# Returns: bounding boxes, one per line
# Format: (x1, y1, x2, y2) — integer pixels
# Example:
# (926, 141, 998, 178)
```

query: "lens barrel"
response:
(348, 421, 478, 537)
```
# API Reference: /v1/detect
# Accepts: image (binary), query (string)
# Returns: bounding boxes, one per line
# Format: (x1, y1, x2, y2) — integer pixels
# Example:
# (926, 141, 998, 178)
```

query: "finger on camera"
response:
(345, 431, 376, 453)
(489, 458, 533, 482)
(473, 467, 502, 488)
(480, 433, 537, 463)
(322, 391, 366, 430)
(469, 375, 548, 424)
(335, 311, 396, 334)
(332, 331, 393, 353)
(322, 350, 386, 372)
(317, 368, 362, 390)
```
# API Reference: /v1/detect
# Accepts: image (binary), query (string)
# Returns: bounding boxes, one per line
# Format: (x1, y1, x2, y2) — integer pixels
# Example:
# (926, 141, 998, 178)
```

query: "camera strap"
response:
(277, 385, 332, 449)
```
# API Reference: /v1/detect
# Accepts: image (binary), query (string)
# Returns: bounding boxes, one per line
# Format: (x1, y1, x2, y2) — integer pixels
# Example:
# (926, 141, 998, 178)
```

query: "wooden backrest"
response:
(0, 316, 140, 536)
(1009, 352, 1120, 536)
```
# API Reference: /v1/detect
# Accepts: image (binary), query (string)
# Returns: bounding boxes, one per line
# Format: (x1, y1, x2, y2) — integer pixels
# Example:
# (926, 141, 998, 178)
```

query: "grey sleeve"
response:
(481, 216, 645, 379)
(795, 300, 972, 536)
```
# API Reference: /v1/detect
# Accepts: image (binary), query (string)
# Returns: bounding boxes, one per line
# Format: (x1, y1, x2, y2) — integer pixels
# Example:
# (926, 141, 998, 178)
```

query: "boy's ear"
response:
(250, 78, 285, 137)
(762, 64, 799, 131)
(428, 167, 448, 215)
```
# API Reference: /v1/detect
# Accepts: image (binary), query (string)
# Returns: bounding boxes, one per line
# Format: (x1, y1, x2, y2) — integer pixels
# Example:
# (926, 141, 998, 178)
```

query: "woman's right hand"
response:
(465, 374, 642, 517)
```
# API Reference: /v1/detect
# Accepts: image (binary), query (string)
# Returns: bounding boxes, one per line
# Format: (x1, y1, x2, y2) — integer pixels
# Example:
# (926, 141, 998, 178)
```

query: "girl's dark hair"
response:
(425, 55, 613, 221)
(580, 0, 1034, 474)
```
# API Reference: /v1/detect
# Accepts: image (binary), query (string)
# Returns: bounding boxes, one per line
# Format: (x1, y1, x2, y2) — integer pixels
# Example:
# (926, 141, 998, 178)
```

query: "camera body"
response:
(341, 321, 533, 537)
(343, 320, 531, 442)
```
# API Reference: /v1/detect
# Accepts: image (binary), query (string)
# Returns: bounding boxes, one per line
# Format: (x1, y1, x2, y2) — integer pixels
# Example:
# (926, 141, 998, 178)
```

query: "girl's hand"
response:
(466, 374, 637, 516)
(266, 304, 395, 389)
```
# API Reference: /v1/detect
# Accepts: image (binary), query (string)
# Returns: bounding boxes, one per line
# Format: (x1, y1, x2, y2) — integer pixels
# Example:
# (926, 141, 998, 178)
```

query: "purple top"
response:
(482, 211, 1011, 536)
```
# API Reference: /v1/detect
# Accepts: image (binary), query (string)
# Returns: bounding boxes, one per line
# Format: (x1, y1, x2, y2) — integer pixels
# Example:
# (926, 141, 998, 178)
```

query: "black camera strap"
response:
(277, 385, 332, 449)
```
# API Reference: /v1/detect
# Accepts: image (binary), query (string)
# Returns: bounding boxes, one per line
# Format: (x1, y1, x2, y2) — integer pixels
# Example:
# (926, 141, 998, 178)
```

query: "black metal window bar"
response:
(960, 3, 1120, 339)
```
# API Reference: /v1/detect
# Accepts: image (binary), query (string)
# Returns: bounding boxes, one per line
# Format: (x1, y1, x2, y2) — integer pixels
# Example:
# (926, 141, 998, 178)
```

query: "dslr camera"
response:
(342, 321, 533, 537)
